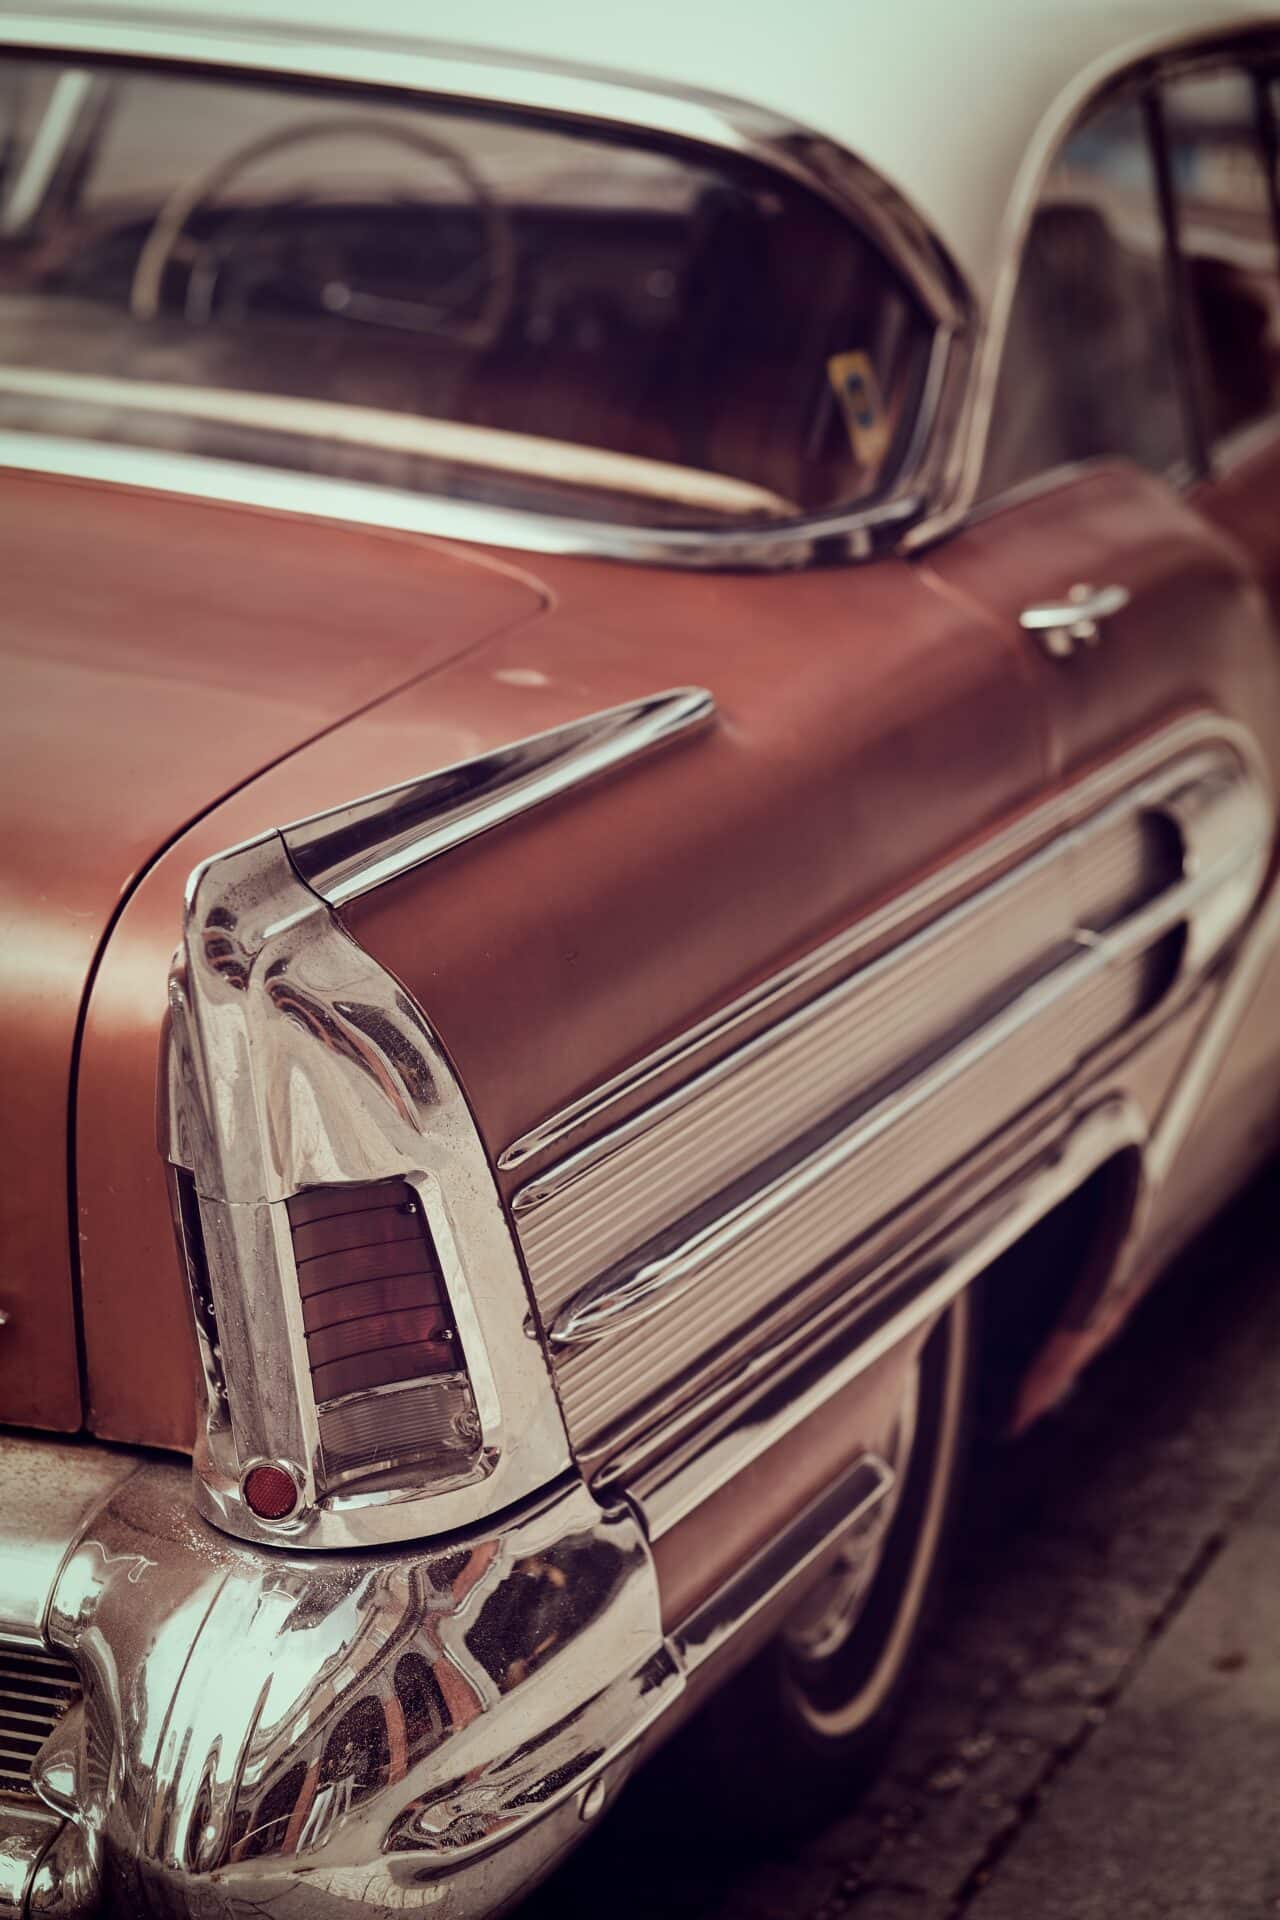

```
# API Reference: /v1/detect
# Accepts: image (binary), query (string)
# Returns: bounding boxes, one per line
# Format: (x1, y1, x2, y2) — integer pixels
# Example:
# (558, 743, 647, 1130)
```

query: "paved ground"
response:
(521, 1164, 1280, 1920)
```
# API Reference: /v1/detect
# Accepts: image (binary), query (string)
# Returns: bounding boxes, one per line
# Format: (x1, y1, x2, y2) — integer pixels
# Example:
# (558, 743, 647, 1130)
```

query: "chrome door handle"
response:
(1019, 582, 1130, 659)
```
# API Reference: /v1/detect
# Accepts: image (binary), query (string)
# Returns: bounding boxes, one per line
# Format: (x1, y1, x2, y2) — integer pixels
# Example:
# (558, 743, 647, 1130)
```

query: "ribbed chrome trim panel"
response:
(0, 1646, 80, 1798)
(552, 945, 1164, 1439)
(516, 766, 1193, 1316)
(1069, 808, 1182, 933)
(633, 1095, 1147, 1535)
(518, 854, 1069, 1319)
(513, 734, 1271, 1456)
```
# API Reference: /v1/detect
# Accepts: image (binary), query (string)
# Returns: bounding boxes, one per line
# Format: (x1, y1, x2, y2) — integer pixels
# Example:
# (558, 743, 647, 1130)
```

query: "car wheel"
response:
(687, 1290, 976, 1836)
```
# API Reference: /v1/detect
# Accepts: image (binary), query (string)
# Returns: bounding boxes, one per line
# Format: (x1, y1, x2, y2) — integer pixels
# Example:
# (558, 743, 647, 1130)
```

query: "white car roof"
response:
(8, 0, 1280, 305)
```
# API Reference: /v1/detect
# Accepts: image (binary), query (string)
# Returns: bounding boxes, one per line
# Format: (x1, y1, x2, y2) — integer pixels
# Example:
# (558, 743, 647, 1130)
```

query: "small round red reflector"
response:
(242, 1464, 298, 1521)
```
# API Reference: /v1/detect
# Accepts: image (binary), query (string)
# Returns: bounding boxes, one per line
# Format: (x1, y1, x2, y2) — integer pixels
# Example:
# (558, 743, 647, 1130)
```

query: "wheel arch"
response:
(976, 1141, 1145, 1436)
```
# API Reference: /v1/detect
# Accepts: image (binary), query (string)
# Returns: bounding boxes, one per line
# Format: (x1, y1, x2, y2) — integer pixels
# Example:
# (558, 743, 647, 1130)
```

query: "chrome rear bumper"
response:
(0, 1430, 897, 1916)
(0, 1437, 683, 1918)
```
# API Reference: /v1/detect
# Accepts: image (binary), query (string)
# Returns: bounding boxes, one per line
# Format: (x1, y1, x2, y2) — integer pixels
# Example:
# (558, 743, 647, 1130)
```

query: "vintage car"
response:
(3, 0, 1280, 1912)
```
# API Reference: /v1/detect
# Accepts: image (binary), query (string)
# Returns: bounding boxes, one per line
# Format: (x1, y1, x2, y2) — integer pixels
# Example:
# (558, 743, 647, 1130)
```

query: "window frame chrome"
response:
(918, 22, 1280, 541)
(0, 8, 973, 570)
(1155, 46, 1280, 483)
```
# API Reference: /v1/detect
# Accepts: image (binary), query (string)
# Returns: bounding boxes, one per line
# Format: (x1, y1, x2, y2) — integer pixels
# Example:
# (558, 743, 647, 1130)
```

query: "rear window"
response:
(0, 56, 931, 528)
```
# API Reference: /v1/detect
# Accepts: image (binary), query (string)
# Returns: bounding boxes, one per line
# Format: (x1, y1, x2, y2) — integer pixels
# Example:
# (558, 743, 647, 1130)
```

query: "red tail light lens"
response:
(286, 1182, 481, 1489)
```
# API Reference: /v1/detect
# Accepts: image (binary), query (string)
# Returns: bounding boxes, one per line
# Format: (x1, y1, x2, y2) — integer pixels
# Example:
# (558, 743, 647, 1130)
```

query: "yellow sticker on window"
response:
(827, 349, 891, 471)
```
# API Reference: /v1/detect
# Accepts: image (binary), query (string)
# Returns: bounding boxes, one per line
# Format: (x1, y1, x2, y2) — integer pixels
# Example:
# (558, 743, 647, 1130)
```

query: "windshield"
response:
(0, 55, 930, 529)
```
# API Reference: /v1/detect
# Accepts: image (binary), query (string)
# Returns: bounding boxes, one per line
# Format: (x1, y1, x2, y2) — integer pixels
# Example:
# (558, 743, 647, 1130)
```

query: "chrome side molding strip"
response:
(513, 730, 1268, 1458)
(674, 1451, 895, 1674)
(501, 714, 1268, 1174)
(631, 1095, 1147, 1538)
(284, 687, 715, 908)
(1095, 856, 1280, 1320)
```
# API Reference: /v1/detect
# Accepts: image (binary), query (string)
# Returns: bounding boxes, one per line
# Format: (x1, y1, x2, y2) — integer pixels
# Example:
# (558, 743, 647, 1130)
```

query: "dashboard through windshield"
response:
(0, 55, 930, 528)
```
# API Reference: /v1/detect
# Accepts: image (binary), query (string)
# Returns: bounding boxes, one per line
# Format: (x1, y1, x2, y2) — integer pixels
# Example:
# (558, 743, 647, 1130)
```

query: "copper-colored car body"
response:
(2, 4, 1280, 1915)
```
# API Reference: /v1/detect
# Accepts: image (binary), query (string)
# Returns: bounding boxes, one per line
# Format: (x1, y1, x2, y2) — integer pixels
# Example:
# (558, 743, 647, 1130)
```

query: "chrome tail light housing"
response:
(162, 827, 569, 1550)
(162, 694, 712, 1544)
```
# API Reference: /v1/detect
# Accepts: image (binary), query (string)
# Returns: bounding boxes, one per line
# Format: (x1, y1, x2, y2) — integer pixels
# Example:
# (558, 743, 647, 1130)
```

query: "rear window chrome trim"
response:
(0, 10, 969, 567)
(0, 367, 801, 521)
(0, 11, 969, 329)
(0, 429, 925, 570)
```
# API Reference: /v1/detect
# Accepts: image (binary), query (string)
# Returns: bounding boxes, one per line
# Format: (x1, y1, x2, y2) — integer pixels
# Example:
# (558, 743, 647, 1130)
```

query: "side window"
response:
(1163, 67, 1280, 448)
(981, 95, 1187, 500)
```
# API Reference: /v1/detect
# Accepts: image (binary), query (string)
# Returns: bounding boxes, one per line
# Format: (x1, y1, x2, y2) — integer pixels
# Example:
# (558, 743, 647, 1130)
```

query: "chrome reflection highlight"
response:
(0, 1798, 67, 1916)
(0, 1430, 920, 1917)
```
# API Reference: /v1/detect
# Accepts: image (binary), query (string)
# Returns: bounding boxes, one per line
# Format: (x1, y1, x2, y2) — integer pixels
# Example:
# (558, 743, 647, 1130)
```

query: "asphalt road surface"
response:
(520, 1163, 1280, 1920)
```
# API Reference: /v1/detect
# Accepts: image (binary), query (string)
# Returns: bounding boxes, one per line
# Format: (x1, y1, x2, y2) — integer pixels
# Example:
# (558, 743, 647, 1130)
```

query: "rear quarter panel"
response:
(75, 539, 1044, 1449)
